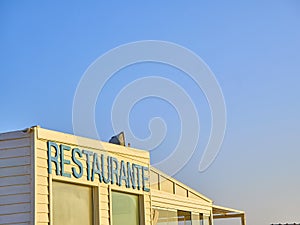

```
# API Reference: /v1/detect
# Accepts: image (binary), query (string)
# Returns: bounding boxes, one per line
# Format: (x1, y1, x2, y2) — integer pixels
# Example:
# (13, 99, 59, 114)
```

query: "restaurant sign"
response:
(47, 141, 150, 192)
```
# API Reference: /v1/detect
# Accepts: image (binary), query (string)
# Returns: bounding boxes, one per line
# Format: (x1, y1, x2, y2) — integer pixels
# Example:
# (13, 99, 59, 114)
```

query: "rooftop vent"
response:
(109, 132, 125, 146)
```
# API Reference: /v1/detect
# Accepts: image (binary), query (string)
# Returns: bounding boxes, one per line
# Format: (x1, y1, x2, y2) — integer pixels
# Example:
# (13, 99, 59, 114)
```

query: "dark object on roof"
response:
(109, 132, 125, 146)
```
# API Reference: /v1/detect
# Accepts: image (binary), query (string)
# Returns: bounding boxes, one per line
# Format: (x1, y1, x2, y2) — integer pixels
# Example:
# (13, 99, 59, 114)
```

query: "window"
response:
(200, 213, 203, 225)
(200, 214, 211, 225)
(153, 208, 178, 225)
(52, 181, 94, 225)
(192, 213, 200, 225)
(177, 210, 192, 225)
(111, 191, 140, 225)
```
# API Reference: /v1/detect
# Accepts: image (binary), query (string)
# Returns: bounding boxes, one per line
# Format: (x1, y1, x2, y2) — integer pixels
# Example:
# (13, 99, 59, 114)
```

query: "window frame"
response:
(49, 176, 99, 225)
(109, 187, 145, 225)
(152, 207, 178, 225)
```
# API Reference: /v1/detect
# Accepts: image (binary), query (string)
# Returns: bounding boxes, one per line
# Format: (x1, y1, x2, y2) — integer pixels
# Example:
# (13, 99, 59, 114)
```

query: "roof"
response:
(150, 166, 212, 203)
(213, 205, 245, 219)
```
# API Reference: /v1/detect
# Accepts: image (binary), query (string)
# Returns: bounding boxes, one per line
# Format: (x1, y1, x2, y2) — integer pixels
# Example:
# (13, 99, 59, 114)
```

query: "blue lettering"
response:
(47, 141, 149, 191)
(119, 160, 128, 187)
(47, 141, 60, 175)
(101, 154, 110, 184)
(133, 164, 142, 190)
(60, 145, 71, 178)
(127, 162, 136, 189)
(142, 166, 150, 192)
(82, 150, 93, 181)
(72, 148, 83, 178)
(92, 153, 102, 182)
(110, 157, 119, 185)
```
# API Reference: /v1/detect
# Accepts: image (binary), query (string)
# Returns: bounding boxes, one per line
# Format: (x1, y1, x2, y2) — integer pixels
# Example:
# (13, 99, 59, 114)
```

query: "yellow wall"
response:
(34, 127, 151, 225)
(0, 127, 216, 225)
(150, 168, 213, 217)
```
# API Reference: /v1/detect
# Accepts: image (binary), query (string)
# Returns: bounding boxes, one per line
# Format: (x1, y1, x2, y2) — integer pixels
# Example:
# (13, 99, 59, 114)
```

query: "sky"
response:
(1, 1, 300, 224)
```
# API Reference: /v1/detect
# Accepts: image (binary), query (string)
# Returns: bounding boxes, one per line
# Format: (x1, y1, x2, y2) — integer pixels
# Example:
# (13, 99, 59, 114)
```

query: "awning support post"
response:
(241, 214, 246, 225)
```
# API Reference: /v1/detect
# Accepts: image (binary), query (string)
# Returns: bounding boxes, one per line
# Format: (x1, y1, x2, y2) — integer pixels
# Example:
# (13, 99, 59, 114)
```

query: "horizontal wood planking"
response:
(0, 184, 31, 195)
(3, 223, 31, 225)
(151, 189, 212, 213)
(37, 194, 48, 204)
(0, 132, 33, 225)
(1, 127, 217, 225)
(35, 139, 49, 225)
(35, 128, 152, 225)
(0, 212, 31, 224)
(0, 130, 30, 141)
(152, 191, 211, 209)
(36, 158, 47, 169)
(0, 147, 30, 159)
(152, 200, 211, 216)
(99, 220, 110, 225)
(0, 194, 31, 205)
(0, 203, 31, 215)
(37, 127, 149, 159)
(0, 165, 31, 177)
(36, 166, 48, 177)
(37, 203, 48, 213)
(0, 156, 31, 168)
(0, 138, 30, 150)
(36, 176, 48, 186)
(36, 185, 48, 195)
(37, 143, 150, 166)
(0, 175, 31, 187)
(150, 167, 212, 203)
(36, 223, 48, 225)
(36, 212, 49, 223)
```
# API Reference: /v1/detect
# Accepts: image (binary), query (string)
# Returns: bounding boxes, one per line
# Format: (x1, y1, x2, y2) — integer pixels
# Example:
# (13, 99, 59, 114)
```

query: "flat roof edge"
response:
(213, 204, 245, 215)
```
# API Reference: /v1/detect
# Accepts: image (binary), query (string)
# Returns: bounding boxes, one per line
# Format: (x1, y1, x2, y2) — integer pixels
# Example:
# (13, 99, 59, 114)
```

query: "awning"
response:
(213, 205, 246, 225)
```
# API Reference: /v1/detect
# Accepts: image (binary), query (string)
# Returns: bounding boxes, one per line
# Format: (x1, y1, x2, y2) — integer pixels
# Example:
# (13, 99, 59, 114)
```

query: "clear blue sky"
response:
(1, 1, 300, 224)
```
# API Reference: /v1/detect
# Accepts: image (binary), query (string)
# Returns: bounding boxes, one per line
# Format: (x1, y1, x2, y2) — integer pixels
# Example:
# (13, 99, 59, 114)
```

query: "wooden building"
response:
(0, 126, 246, 225)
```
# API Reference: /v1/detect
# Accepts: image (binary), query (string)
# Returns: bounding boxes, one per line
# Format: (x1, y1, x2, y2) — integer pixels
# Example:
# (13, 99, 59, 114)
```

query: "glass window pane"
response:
(200, 213, 204, 225)
(52, 181, 93, 225)
(112, 191, 140, 225)
(178, 210, 192, 225)
(192, 213, 200, 225)
(203, 215, 210, 225)
(154, 208, 178, 225)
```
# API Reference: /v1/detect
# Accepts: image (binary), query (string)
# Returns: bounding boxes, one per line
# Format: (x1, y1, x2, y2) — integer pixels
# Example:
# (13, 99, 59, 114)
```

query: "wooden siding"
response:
(35, 127, 152, 225)
(150, 167, 212, 202)
(150, 167, 213, 216)
(0, 127, 217, 225)
(151, 189, 212, 215)
(0, 130, 33, 225)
